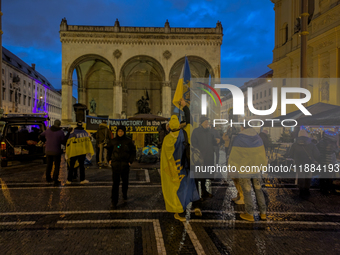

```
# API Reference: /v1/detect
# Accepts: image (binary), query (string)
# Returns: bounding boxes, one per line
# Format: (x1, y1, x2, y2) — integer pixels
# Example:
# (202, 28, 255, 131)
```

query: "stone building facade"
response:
(59, 18, 223, 123)
(269, 0, 340, 115)
(1, 47, 62, 126)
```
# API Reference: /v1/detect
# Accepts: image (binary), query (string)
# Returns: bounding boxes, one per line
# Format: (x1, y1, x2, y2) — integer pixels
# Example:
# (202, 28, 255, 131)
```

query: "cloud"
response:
(3, 0, 275, 89)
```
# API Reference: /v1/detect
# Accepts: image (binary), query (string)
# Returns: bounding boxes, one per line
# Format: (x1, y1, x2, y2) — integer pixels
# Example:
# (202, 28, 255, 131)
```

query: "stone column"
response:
(113, 81, 122, 118)
(78, 87, 86, 105)
(61, 79, 73, 123)
(122, 87, 128, 114)
(329, 48, 339, 105)
(162, 81, 171, 118)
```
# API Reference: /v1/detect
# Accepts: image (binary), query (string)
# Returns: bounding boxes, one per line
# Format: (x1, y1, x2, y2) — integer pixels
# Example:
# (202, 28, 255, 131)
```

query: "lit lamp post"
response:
(37, 96, 45, 112)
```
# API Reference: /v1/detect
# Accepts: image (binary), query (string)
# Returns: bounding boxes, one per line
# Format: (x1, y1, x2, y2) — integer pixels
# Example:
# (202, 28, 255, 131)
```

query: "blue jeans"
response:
(239, 174, 266, 215)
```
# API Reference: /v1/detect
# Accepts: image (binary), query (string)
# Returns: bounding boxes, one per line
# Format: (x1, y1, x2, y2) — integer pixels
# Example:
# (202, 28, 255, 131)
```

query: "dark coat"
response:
(107, 126, 136, 172)
(96, 123, 111, 144)
(191, 125, 217, 166)
(259, 132, 270, 150)
(317, 135, 338, 165)
(39, 125, 66, 155)
(289, 136, 320, 166)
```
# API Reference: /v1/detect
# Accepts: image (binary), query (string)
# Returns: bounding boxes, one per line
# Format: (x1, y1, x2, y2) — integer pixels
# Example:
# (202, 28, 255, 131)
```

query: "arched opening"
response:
(169, 56, 214, 114)
(120, 56, 165, 116)
(68, 55, 115, 117)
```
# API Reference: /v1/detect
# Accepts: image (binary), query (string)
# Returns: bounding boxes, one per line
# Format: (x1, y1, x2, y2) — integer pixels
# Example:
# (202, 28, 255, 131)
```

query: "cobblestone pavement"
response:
(0, 157, 340, 255)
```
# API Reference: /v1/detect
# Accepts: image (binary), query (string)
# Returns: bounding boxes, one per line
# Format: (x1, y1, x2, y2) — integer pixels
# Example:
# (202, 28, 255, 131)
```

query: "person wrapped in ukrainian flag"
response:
(228, 125, 267, 222)
(160, 115, 200, 222)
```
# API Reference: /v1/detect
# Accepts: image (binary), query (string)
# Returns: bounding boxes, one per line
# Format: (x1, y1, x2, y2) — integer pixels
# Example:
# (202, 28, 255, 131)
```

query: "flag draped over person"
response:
(160, 115, 199, 213)
(173, 56, 191, 109)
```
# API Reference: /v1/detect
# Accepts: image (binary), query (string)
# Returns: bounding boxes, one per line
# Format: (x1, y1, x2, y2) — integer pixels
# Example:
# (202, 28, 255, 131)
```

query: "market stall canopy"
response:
(298, 106, 340, 126)
(128, 114, 169, 121)
(263, 102, 340, 127)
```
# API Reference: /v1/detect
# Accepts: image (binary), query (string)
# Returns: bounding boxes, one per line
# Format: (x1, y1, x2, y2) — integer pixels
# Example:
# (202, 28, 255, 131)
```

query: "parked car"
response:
(0, 113, 49, 167)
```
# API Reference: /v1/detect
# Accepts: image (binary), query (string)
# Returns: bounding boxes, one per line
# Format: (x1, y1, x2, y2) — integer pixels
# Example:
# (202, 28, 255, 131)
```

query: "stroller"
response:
(138, 145, 159, 163)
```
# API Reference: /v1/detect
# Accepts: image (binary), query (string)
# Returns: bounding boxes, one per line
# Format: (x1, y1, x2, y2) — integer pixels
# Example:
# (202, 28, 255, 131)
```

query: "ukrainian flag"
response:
(160, 128, 199, 213)
(228, 128, 267, 174)
(173, 56, 191, 109)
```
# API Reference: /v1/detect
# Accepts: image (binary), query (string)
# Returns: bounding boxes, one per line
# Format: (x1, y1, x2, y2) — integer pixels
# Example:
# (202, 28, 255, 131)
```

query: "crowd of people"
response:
(40, 120, 136, 210)
(39, 99, 339, 221)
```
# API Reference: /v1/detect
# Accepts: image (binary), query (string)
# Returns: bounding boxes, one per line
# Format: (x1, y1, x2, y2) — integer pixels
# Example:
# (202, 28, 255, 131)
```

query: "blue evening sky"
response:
(3, 0, 274, 90)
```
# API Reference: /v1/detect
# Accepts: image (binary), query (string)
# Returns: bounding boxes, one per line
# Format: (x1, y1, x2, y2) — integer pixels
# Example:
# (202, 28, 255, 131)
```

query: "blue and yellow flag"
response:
(160, 122, 199, 213)
(173, 56, 191, 109)
(228, 128, 267, 174)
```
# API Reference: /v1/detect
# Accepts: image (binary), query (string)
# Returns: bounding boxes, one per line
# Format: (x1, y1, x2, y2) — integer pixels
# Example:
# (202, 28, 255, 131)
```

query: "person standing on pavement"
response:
(289, 130, 320, 198)
(259, 130, 270, 152)
(65, 122, 94, 185)
(160, 115, 200, 222)
(210, 125, 222, 165)
(228, 125, 267, 221)
(96, 122, 111, 167)
(39, 119, 66, 186)
(191, 116, 219, 199)
(107, 125, 136, 209)
(317, 131, 338, 194)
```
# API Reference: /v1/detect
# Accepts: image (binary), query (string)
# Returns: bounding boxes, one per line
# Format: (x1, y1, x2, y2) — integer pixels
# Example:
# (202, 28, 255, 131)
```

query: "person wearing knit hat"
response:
(289, 129, 320, 198)
(107, 125, 136, 210)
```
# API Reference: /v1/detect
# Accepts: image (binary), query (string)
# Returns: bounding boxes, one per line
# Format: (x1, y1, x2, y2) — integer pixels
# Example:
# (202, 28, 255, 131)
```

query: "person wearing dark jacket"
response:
(317, 131, 339, 194)
(289, 130, 320, 197)
(107, 125, 136, 209)
(259, 130, 270, 151)
(210, 126, 222, 165)
(96, 123, 111, 167)
(191, 116, 219, 198)
(39, 119, 66, 186)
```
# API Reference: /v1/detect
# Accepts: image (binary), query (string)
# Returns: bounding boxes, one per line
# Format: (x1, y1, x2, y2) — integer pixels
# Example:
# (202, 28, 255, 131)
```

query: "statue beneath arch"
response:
(90, 98, 97, 114)
(136, 89, 151, 114)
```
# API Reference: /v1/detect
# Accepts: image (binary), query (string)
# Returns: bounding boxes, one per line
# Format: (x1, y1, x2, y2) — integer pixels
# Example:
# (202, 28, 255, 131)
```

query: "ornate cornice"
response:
(60, 26, 223, 46)
(64, 25, 222, 34)
(313, 6, 340, 32)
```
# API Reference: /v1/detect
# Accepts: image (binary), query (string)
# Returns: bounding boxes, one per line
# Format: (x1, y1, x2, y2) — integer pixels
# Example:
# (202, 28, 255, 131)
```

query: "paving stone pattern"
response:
(0, 157, 340, 255)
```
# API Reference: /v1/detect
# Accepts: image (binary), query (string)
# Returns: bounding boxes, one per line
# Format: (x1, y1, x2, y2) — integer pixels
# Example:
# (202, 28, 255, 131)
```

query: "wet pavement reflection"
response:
(0, 158, 340, 254)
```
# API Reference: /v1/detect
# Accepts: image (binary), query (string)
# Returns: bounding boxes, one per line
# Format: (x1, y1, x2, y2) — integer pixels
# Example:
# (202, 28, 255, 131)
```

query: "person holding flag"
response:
(160, 115, 200, 221)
